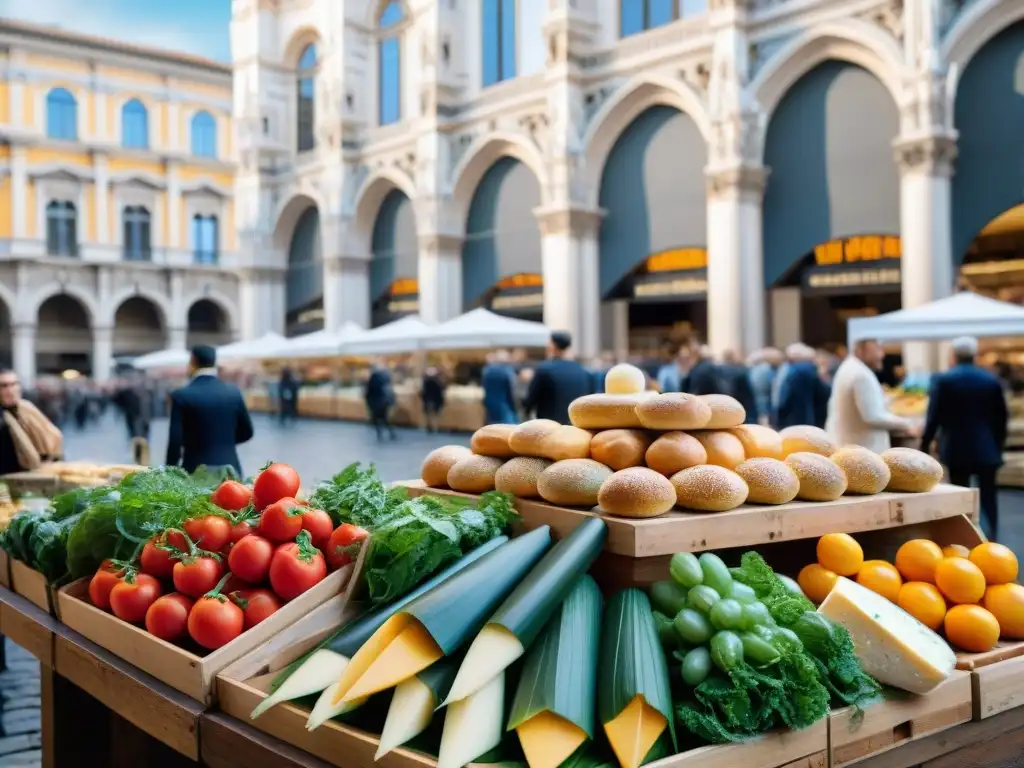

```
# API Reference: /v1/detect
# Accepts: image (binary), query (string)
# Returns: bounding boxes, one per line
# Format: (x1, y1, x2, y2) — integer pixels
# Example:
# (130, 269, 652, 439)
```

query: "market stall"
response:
(132, 347, 191, 372)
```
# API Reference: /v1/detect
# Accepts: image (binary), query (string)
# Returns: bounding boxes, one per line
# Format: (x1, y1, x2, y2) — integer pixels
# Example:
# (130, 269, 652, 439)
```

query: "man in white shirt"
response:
(826, 340, 916, 452)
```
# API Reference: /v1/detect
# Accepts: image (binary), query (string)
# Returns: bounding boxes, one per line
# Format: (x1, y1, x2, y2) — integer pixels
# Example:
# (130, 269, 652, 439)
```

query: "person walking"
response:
(749, 348, 782, 424)
(165, 346, 254, 477)
(921, 336, 1007, 540)
(718, 350, 757, 423)
(687, 345, 722, 395)
(0, 367, 63, 475)
(421, 366, 446, 433)
(112, 373, 152, 442)
(825, 339, 914, 452)
(776, 343, 830, 429)
(657, 346, 692, 393)
(522, 331, 594, 424)
(482, 351, 518, 424)
(278, 367, 300, 425)
(365, 358, 397, 441)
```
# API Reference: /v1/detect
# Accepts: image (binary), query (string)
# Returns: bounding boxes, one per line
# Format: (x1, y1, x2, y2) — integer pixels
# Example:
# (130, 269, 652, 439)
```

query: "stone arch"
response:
(35, 292, 93, 376)
(944, 0, 1024, 80)
(184, 291, 239, 335)
(369, 188, 419, 327)
(272, 190, 327, 255)
(352, 168, 418, 254)
(105, 287, 171, 329)
(186, 297, 234, 347)
(451, 133, 549, 228)
(282, 26, 322, 67)
(21, 283, 98, 326)
(583, 73, 711, 208)
(112, 296, 166, 356)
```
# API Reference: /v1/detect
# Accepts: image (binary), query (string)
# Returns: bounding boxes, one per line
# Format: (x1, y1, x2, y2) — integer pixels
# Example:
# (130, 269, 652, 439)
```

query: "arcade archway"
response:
(286, 206, 323, 337)
(112, 297, 165, 357)
(37, 294, 91, 376)
(370, 190, 418, 328)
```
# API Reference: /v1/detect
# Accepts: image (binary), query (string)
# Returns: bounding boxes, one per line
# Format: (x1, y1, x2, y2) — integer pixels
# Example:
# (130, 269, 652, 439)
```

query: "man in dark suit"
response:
(165, 345, 253, 477)
(921, 336, 1008, 540)
(364, 358, 397, 441)
(522, 331, 594, 424)
(686, 345, 722, 396)
(718, 349, 758, 423)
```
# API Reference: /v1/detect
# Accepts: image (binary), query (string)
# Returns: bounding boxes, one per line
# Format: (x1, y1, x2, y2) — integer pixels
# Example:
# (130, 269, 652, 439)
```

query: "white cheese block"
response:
(818, 576, 956, 695)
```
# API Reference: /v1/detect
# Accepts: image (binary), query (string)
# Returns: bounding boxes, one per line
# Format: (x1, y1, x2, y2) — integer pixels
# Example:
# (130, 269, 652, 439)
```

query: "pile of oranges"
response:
(798, 533, 1024, 654)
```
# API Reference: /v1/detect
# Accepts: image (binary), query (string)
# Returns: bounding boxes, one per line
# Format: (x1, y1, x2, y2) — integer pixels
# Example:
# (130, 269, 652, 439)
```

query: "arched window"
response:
(46, 88, 78, 140)
(621, 0, 676, 37)
(379, 2, 403, 126)
(297, 44, 317, 152)
(482, 0, 516, 86)
(191, 111, 217, 157)
(192, 214, 219, 265)
(122, 99, 149, 149)
(46, 201, 78, 257)
(123, 206, 152, 261)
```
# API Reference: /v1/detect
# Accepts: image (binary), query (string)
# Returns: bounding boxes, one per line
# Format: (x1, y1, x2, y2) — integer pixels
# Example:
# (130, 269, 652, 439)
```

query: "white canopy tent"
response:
(848, 292, 1024, 343)
(420, 307, 550, 350)
(261, 322, 365, 359)
(340, 315, 431, 356)
(217, 332, 286, 363)
(132, 348, 191, 371)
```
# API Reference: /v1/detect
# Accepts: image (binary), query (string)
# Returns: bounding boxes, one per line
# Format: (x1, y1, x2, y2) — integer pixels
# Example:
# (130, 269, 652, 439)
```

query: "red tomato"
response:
(259, 498, 305, 543)
(165, 528, 189, 552)
(109, 574, 163, 624)
(253, 463, 301, 510)
(140, 535, 178, 579)
(269, 533, 327, 601)
(229, 519, 256, 544)
(172, 556, 225, 598)
(188, 596, 244, 650)
(227, 535, 274, 584)
(211, 480, 253, 511)
(183, 515, 232, 553)
(325, 523, 369, 571)
(221, 572, 247, 595)
(231, 588, 282, 630)
(300, 508, 334, 551)
(88, 560, 126, 611)
(145, 593, 194, 642)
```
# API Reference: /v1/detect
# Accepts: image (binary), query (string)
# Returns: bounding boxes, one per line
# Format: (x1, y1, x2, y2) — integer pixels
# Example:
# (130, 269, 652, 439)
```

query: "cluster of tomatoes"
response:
(86, 462, 369, 652)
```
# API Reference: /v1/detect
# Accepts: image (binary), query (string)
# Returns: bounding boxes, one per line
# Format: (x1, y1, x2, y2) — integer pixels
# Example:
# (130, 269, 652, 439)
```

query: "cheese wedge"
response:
(517, 710, 588, 768)
(443, 624, 524, 705)
(603, 694, 667, 768)
(818, 576, 956, 694)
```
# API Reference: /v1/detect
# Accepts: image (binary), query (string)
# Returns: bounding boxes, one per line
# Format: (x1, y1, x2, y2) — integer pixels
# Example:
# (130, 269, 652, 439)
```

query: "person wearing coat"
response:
(481, 351, 519, 424)
(776, 344, 830, 429)
(364, 359, 397, 441)
(522, 331, 594, 424)
(921, 337, 1007, 540)
(825, 340, 913, 452)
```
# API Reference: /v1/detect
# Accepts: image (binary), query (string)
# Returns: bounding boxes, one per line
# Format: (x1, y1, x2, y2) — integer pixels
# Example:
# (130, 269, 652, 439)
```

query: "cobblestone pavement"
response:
(0, 640, 42, 767)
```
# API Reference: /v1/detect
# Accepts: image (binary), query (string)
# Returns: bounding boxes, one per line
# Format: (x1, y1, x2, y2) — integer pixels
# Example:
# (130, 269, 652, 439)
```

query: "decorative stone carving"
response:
(520, 112, 551, 153)
(705, 166, 769, 202)
(893, 135, 958, 176)
(534, 206, 604, 238)
(858, 0, 904, 42)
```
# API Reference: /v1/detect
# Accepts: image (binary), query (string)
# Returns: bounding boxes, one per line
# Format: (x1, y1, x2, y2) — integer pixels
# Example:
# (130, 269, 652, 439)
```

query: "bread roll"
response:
(646, 432, 708, 476)
(735, 458, 800, 505)
(729, 424, 784, 460)
(447, 455, 505, 494)
(831, 445, 891, 495)
(780, 425, 838, 457)
(470, 425, 518, 457)
(509, 419, 593, 461)
(569, 394, 646, 429)
(785, 452, 848, 501)
(536, 459, 613, 507)
(598, 467, 676, 518)
(881, 447, 943, 493)
(421, 445, 473, 487)
(670, 465, 749, 512)
(494, 456, 552, 498)
(699, 394, 746, 429)
(691, 430, 746, 470)
(636, 393, 712, 431)
(604, 363, 647, 395)
(590, 429, 653, 470)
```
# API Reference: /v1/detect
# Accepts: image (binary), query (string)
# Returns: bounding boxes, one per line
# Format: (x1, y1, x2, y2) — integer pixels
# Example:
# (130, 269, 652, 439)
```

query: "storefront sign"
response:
(297, 307, 324, 325)
(488, 273, 544, 316)
(632, 270, 708, 301)
(813, 235, 902, 266)
(390, 277, 419, 296)
(803, 261, 901, 295)
(645, 248, 708, 273)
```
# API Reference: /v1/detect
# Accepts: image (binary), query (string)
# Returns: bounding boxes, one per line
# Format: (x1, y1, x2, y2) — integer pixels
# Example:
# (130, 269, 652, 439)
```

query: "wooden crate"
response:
(952, 639, 1024, 720)
(0, 548, 10, 588)
(56, 543, 367, 705)
(0, 586, 56, 666)
(828, 671, 973, 767)
(10, 558, 54, 615)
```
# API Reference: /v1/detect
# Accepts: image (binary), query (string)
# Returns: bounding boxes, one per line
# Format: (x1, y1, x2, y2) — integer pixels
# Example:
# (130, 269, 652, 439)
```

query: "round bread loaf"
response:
(691, 430, 746, 470)
(470, 424, 518, 457)
(670, 465, 749, 512)
(784, 452, 848, 501)
(780, 425, 838, 457)
(569, 394, 646, 429)
(421, 445, 473, 487)
(447, 455, 506, 494)
(598, 467, 676, 518)
(729, 424, 784, 460)
(831, 445, 891, 495)
(735, 458, 800, 505)
(494, 456, 552, 498)
(509, 419, 593, 461)
(604, 363, 647, 395)
(645, 432, 708, 476)
(590, 429, 652, 470)
(636, 393, 712, 431)
(881, 447, 943, 493)
(536, 459, 613, 507)
(699, 394, 746, 429)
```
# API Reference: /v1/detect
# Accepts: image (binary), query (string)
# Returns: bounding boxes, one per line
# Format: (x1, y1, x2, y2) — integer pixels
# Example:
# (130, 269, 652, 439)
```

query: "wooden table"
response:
(1, 582, 1023, 768)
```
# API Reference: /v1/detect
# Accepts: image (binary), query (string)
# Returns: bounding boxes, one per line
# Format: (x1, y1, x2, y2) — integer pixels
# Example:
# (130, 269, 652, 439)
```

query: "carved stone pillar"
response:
(418, 234, 462, 325)
(239, 266, 287, 339)
(324, 256, 370, 329)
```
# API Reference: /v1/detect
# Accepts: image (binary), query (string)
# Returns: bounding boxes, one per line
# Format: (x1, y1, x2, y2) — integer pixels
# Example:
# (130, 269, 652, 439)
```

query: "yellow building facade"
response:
(0, 20, 241, 382)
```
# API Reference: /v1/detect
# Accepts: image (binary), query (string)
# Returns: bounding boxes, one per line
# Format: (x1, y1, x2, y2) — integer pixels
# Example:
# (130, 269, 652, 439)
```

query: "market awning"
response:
(848, 292, 1024, 342)
(217, 332, 286, 362)
(419, 307, 550, 350)
(340, 315, 432, 356)
(262, 322, 365, 359)
(131, 348, 191, 371)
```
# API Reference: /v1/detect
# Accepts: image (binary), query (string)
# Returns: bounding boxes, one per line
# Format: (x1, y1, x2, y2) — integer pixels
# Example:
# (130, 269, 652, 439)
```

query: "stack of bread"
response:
(420, 363, 945, 519)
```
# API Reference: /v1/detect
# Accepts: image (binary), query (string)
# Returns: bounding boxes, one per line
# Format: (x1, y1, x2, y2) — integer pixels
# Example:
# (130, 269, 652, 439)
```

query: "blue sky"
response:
(0, 0, 232, 62)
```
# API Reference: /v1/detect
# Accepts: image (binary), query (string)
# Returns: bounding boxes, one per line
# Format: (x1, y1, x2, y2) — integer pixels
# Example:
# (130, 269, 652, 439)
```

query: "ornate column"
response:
(12, 324, 36, 387)
(11, 146, 26, 240)
(418, 233, 462, 325)
(94, 153, 110, 245)
(92, 326, 114, 383)
(239, 266, 287, 338)
(324, 255, 371, 329)
(168, 326, 187, 349)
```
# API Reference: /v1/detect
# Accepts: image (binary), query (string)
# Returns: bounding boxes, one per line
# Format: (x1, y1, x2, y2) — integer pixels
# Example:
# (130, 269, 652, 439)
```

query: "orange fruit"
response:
(856, 560, 903, 602)
(897, 582, 947, 631)
(934, 557, 987, 605)
(798, 563, 839, 604)
(944, 604, 1000, 653)
(942, 544, 970, 559)
(983, 583, 1024, 639)
(969, 542, 1019, 585)
(817, 534, 864, 577)
(894, 540, 944, 583)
